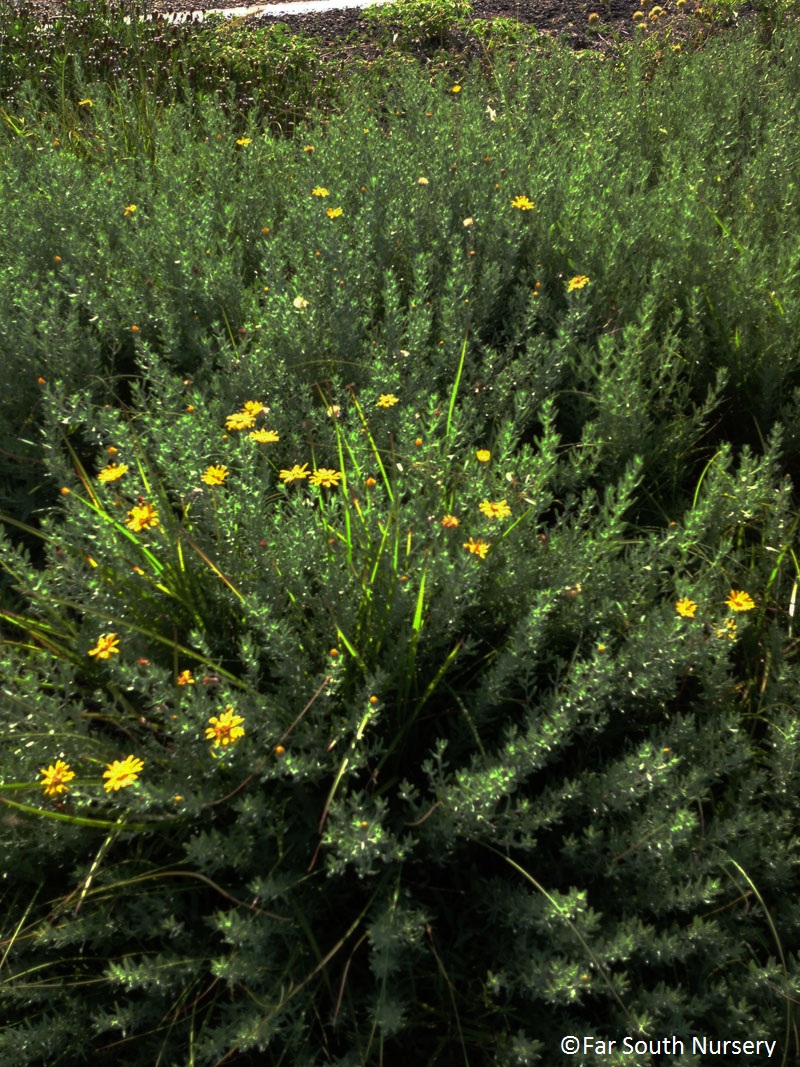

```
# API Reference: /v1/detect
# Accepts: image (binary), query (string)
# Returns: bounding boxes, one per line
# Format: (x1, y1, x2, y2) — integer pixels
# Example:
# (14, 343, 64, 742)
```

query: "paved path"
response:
(120, 0, 393, 23)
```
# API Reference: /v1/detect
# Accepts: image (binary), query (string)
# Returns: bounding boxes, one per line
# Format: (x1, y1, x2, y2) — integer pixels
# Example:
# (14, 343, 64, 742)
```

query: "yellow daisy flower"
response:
(567, 275, 590, 292)
(511, 195, 535, 210)
(463, 537, 490, 558)
(103, 755, 144, 792)
(206, 706, 245, 748)
(88, 633, 121, 660)
(241, 400, 266, 416)
(478, 499, 511, 519)
(475, 449, 491, 463)
(311, 186, 329, 197)
(250, 429, 280, 443)
(225, 411, 256, 431)
(326, 207, 343, 219)
(309, 468, 343, 487)
(126, 502, 159, 532)
(441, 514, 460, 528)
(176, 669, 195, 686)
(201, 465, 229, 486)
(675, 598, 698, 618)
(40, 759, 76, 798)
(279, 463, 310, 483)
(376, 394, 399, 408)
(97, 463, 129, 482)
(725, 589, 755, 613)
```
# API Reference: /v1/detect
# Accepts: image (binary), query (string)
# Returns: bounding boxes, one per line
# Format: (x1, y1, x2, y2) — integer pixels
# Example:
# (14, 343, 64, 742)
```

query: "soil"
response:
(4, 0, 763, 68)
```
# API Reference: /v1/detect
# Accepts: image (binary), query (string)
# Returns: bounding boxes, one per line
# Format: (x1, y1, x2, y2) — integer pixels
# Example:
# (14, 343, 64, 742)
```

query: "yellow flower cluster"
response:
(278, 463, 343, 487)
(43, 637, 248, 796)
(39, 754, 145, 797)
(676, 590, 755, 619)
(675, 590, 755, 641)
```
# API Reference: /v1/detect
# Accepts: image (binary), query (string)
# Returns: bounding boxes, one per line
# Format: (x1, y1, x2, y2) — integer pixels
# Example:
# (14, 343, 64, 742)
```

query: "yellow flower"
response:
(293, 295, 310, 309)
(712, 618, 738, 641)
(206, 706, 245, 748)
(40, 759, 76, 798)
(242, 400, 266, 416)
(726, 589, 755, 613)
(176, 669, 195, 686)
(376, 393, 399, 408)
(250, 429, 280, 443)
(123, 204, 136, 217)
(475, 449, 491, 463)
(78, 98, 92, 107)
(441, 514, 460, 528)
(588, 11, 600, 22)
(675, 598, 697, 618)
(567, 275, 590, 292)
(479, 499, 511, 519)
(279, 463, 310, 483)
(417, 176, 429, 185)
(311, 186, 329, 197)
(326, 207, 343, 219)
(304, 145, 314, 152)
(451, 84, 462, 93)
(97, 463, 129, 482)
(365, 477, 377, 488)
(236, 137, 252, 145)
(309, 468, 343, 487)
(103, 755, 144, 792)
(201, 465, 229, 486)
(511, 195, 535, 210)
(225, 411, 256, 431)
(126, 502, 159, 532)
(463, 537, 490, 558)
(88, 633, 121, 660)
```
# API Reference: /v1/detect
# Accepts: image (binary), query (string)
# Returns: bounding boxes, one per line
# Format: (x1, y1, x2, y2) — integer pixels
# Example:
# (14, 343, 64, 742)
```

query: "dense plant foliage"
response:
(1, 2, 800, 1064)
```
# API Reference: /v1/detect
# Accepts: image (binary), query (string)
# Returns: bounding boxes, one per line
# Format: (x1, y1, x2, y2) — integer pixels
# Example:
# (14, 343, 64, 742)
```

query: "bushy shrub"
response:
(2, 12, 800, 1066)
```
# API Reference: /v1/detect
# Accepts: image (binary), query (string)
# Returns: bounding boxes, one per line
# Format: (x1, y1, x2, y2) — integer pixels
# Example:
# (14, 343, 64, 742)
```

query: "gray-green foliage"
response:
(2, 10, 800, 1067)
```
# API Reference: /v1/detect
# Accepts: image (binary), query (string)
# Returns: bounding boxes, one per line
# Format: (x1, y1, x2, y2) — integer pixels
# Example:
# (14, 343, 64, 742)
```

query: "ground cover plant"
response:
(1, 1, 800, 1064)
